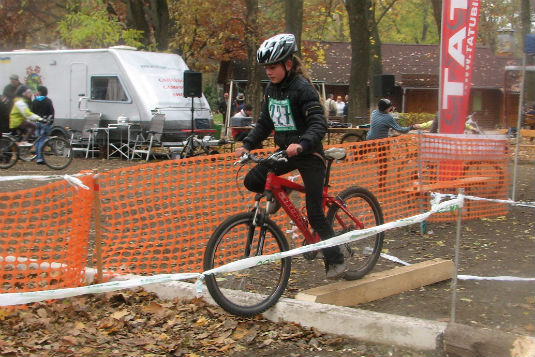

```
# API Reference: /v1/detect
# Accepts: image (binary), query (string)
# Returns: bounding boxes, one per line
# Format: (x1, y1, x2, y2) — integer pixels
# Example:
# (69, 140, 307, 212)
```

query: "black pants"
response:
(244, 153, 344, 265)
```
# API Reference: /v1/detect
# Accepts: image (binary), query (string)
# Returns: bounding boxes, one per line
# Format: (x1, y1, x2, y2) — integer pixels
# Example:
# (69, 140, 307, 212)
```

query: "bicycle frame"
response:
(263, 168, 364, 245)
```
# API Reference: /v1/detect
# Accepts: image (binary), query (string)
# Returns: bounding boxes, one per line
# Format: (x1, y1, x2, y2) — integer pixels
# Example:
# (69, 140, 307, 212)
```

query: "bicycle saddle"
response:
(325, 147, 346, 160)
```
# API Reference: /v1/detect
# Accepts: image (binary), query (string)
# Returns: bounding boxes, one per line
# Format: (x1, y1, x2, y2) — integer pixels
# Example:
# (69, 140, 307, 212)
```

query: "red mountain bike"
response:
(203, 148, 384, 316)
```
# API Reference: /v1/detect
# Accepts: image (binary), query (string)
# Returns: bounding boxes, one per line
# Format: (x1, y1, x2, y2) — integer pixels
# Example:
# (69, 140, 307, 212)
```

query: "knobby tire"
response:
(203, 211, 291, 316)
(327, 186, 384, 280)
(0, 136, 19, 169)
(42, 137, 73, 170)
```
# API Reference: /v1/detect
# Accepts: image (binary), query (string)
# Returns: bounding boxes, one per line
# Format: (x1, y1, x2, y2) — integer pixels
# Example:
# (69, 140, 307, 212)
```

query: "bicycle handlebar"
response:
(37, 115, 54, 125)
(235, 151, 288, 166)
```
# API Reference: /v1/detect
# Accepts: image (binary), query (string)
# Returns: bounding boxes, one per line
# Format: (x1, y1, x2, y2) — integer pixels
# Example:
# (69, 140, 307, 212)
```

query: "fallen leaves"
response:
(0, 289, 359, 357)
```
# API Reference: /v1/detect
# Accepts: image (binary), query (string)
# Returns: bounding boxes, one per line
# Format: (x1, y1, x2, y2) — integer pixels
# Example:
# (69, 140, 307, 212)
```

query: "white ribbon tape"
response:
(0, 173, 91, 190)
(432, 192, 535, 209)
(0, 273, 201, 306)
(0, 195, 463, 306)
(458, 275, 535, 282)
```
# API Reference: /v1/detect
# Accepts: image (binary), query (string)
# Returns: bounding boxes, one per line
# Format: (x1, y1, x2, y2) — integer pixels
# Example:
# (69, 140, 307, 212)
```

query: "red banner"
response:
(438, 0, 480, 133)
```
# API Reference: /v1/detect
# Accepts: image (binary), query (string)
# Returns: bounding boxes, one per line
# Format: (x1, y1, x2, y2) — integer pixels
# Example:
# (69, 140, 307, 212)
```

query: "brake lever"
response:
(234, 152, 250, 166)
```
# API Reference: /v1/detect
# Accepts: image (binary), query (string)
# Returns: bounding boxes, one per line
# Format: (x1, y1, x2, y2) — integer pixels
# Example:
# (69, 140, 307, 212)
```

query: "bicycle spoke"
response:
(327, 187, 384, 280)
(42, 137, 73, 170)
(0, 137, 18, 169)
(203, 212, 290, 316)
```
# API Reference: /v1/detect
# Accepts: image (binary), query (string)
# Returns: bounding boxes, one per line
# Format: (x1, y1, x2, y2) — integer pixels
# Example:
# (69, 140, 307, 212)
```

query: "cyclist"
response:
(235, 33, 346, 279)
(9, 86, 41, 146)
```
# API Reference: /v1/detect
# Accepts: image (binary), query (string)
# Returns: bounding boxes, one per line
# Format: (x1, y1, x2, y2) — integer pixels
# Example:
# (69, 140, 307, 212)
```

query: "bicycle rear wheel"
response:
(0, 136, 19, 169)
(327, 186, 384, 280)
(203, 211, 291, 316)
(340, 133, 364, 143)
(42, 137, 73, 170)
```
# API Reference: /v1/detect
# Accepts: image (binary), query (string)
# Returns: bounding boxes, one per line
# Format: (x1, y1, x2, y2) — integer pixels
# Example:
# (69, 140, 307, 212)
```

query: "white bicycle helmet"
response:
(257, 33, 297, 65)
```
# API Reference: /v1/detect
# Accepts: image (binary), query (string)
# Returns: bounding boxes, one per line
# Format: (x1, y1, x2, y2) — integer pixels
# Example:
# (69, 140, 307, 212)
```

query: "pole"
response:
(191, 96, 195, 135)
(224, 80, 235, 139)
(512, 54, 527, 202)
(450, 188, 464, 323)
(93, 173, 103, 283)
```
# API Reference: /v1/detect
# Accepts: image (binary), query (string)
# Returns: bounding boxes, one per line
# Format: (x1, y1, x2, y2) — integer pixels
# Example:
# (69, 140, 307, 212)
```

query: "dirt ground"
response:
(0, 155, 533, 356)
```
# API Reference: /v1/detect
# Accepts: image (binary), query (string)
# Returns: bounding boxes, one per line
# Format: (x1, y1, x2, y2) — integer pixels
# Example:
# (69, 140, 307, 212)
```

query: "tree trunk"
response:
(430, 0, 442, 38)
(521, 0, 534, 102)
(345, 0, 371, 122)
(125, 0, 151, 47)
(369, 1, 383, 101)
(148, 0, 169, 51)
(285, 0, 303, 57)
(245, 0, 263, 122)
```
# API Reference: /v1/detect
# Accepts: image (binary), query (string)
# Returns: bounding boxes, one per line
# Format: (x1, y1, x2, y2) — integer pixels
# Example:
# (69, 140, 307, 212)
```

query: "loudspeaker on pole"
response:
(184, 70, 202, 98)
(373, 74, 395, 97)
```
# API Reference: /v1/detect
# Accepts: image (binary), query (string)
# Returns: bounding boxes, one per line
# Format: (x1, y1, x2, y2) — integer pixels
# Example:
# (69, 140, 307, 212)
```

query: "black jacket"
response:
(31, 97, 55, 119)
(242, 73, 327, 155)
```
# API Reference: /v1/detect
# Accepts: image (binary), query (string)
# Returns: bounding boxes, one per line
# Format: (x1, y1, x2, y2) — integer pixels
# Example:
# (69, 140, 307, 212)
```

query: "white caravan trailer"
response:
(0, 46, 212, 141)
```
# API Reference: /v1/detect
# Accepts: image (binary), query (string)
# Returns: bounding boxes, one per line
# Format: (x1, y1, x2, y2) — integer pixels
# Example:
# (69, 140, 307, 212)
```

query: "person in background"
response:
(2, 74, 21, 107)
(218, 92, 229, 125)
(325, 93, 337, 117)
(9, 86, 41, 146)
(235, 33, 346, 280)
(31, 85, 54, 119)
(343, 94, 349, 117)
(232, 93, 245, 116)
(414, 112, 479, 133)
(366, 99, 414, 140)
(231, 103, 254, 142)
(31, 85, 55, 164)
(366, 98, 415, 190)
(335, 95, 345, 116)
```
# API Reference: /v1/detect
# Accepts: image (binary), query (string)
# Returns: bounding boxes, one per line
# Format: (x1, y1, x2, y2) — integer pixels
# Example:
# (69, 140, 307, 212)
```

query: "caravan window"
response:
(90, 76, 128, 102)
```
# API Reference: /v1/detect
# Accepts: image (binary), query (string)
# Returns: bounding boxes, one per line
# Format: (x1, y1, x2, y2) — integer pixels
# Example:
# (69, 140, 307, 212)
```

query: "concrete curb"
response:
(143, 280, 446, 351)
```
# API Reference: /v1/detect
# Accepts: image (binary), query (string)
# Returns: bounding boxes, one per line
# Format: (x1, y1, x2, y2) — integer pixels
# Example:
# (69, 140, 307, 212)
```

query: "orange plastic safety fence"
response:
(0, 176, 94, 293)
(414, 133, 509, 221)
(95, 156, 247, 276)
(94, 134, 508, 278)
(0, 134, 510, 292)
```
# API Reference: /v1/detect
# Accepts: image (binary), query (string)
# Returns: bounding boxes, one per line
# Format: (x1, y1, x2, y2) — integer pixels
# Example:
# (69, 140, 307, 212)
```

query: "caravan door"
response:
(70, 62, 87, 119)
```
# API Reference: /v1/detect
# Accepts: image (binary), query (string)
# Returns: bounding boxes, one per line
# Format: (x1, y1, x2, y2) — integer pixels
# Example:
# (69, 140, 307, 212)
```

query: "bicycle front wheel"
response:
(42, 137, 73, 170)
(327, 186, 384, 280)
(0, 137, 19, 169)
(203, 211, 291, 316)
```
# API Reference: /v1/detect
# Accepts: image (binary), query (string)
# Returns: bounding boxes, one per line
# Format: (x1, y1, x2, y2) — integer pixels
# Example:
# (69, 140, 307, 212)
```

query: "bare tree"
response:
(345, 0, 372, 120)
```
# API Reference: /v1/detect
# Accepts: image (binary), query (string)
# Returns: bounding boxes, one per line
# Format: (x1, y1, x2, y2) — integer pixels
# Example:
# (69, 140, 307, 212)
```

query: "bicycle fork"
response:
(244, 203, 268, 257)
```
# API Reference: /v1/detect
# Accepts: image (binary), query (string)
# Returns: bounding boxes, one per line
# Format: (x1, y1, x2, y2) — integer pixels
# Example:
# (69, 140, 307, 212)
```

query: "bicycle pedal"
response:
(20, 155, 37, 162)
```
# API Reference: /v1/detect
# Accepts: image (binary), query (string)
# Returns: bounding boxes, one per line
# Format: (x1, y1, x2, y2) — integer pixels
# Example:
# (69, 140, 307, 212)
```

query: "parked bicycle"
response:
(0, 117, 72, 170)
(203, 147, 384, 316)
(178, 132, 221, 159)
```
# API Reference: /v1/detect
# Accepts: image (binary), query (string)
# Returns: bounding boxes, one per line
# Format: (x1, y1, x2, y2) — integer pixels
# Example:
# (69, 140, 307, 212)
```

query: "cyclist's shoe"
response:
(325, 261, 346, 280)
(18, 141, 32, 147)
(36, 160, 45, 165)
